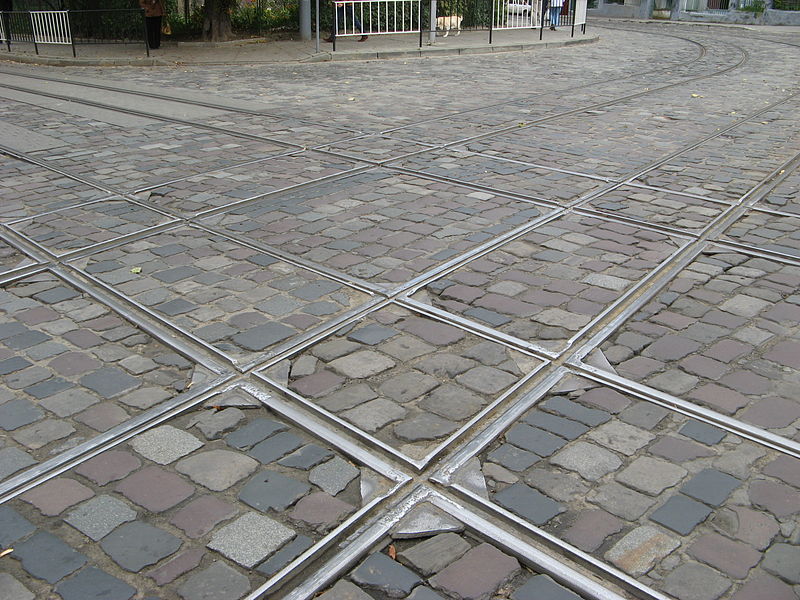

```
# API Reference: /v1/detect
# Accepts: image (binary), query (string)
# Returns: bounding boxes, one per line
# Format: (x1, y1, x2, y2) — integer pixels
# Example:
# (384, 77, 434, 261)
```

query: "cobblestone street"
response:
(0, 21, 799, 600)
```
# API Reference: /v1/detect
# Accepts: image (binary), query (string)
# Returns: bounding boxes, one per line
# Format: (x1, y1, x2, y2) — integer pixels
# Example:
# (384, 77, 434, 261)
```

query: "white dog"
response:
(436, 15, 463, 37)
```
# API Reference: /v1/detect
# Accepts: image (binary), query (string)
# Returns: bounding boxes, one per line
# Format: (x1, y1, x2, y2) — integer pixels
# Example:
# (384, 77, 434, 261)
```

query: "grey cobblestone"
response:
(475, 378, 799, 598)
(5, 24, 800, 600)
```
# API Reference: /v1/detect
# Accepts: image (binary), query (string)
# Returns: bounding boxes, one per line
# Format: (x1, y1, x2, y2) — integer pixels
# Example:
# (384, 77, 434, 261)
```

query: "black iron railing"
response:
(0, 8, 149, 56)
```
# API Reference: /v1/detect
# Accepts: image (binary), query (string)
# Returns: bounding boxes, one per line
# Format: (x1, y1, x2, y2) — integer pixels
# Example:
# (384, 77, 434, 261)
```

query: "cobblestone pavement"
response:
(0, 21, 799, 600)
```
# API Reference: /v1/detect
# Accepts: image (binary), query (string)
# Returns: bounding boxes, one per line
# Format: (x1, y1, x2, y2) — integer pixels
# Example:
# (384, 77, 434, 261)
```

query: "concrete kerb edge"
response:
(327, 34, 599, 62)
(0, 34, 599, 67)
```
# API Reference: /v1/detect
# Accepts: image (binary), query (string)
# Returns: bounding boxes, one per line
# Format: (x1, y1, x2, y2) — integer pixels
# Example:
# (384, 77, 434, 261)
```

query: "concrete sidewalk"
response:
(0, 26, 595, 67)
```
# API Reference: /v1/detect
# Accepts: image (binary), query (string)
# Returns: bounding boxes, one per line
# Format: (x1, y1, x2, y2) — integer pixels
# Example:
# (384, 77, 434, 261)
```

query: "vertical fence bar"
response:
(141, 8, 149, 56)
(489, 0, 494, 42)
(67, 11, 76, 56)
(30, 12, 38, 54)
(539, 0, 544, 39)
(571, 0, 575, 36)
(315, 0, 320, 51)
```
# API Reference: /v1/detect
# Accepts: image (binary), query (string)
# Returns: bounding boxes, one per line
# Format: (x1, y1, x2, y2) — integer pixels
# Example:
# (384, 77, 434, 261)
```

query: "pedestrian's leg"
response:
(352, 4, 367, 41)
(153, 15, 162, 49)
(145, 16, 157, 48)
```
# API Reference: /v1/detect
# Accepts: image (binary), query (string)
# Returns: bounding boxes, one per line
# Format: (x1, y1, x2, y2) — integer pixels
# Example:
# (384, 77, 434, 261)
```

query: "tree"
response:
(203, 0, 236, 41)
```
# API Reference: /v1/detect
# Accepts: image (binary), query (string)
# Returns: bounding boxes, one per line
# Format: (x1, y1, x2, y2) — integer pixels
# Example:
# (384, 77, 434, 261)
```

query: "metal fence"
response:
(0, 9, 149, 56)
(325, 0, 587, 49)
(333, 0, 424, 39)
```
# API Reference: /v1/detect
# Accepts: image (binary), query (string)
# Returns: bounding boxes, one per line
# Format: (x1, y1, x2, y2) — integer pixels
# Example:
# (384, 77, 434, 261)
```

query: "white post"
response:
(429, 0, 436, 43)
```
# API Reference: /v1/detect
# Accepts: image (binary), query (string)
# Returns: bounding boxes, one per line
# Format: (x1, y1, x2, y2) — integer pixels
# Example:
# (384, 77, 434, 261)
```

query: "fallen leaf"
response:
(130, 267, 142, 274)
(0, 548, 13, 558)
(388, 544, 397, 560)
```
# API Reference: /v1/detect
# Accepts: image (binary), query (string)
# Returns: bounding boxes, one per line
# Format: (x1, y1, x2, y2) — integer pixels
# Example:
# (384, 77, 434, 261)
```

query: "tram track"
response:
(1, 26, 799, 600)
(0, 26, 751, 223)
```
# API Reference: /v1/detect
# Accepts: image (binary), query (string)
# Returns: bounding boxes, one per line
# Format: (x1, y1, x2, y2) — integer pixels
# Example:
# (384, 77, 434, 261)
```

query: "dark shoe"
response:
(323, 36, 334, 42)
(358, 35, 368, 42)
(550, 25, 556, 30)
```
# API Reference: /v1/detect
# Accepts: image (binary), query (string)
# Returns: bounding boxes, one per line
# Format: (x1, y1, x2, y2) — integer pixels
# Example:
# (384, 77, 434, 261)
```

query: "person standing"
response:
(139, 0, 165, 49)
(548, 0, 563, 29)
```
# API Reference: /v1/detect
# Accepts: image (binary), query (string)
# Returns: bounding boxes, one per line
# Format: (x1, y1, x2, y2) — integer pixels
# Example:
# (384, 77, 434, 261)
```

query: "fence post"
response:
(332, 2, 336, 51)
(315, 0, 320, 52)
(489, 0, 494, 43)
(300, 0, 312, 40)
(540, 0, 544, 38)
(429, 0, 436, 44)
(1, 11, 9, 52)
(67, 10, 76, 57)
(140, 8, 149, 57)
(419, 1, 424, 47)
(30, 11, 38, 54)
(571, 0, 574, 36)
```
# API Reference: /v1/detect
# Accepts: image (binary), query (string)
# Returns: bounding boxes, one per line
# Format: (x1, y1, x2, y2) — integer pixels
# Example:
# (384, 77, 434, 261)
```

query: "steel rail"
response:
(0, 66, 366, 134)
(280, 484, 635, 600)
(0, 24, 709, 145)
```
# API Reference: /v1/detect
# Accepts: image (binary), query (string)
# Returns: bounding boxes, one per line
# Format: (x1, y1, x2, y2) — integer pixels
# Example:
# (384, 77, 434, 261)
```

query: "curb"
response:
(310, 34, 598, 63)
(0, 33, 598, 67)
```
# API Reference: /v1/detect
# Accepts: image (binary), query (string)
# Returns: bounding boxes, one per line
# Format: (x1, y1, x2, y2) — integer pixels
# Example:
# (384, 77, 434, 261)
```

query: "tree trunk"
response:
(203, 0, 233, 41)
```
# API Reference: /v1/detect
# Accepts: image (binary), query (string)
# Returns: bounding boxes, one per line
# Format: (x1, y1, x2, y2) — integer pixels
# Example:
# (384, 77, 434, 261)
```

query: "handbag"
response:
(161, 20, 172, 35)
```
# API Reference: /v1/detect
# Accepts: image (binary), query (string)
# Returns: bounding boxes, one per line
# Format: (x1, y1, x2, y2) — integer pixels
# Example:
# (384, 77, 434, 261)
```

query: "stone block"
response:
(14, 531, 87, 583)
(176, 449, 258, 491)
(20, 477, 94, 516)
(662, 563, 730, 600)
(115, 466, 194, 512)
(248, 431, 304, 464)
(512, 574, 582, 600)
(688, 533, 761, 578)
(650, 494, 712, 535)
(129, 425, 203, 465)
(762, 543, 800, 584)
(562, 509, 623, 552)
(238, 469, 310, 511)
(494, 482, 564, 525)
(430, 543, 520, 600)
(680, 469, 741, 506)
(550, 441, 621, 481)
(64, 494, 137, 541)
(309, 457, 360, 495)
(55, 566, 135, 600)
(604, 526, 679, 576)
(351, 552, 423, 598)
(398, 532, 471, 576)
(177, 561, 251, 600)
(0, 505, 35, 548)
(169, 495, 237, 538)
(101, 521, 182, 572)
(616, 456, 687, 496)
(207, 512, 295, 568)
